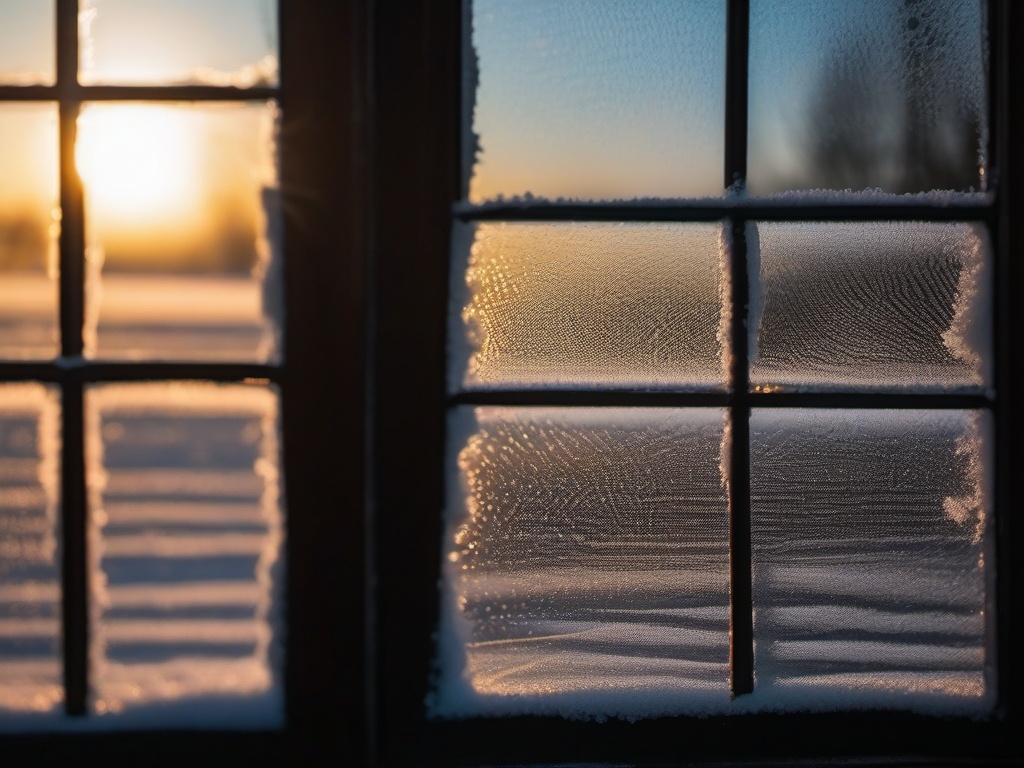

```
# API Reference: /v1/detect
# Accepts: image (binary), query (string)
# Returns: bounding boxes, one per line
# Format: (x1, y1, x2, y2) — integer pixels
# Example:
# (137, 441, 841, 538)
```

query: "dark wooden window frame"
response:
(372, 1, 1024, 766)
(0, 1, 1021, 766)
(1, 1, 369, 764)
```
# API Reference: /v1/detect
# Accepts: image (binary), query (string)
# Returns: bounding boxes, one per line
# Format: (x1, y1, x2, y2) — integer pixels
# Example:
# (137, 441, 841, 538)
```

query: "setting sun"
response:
(76, 105, 199, 224)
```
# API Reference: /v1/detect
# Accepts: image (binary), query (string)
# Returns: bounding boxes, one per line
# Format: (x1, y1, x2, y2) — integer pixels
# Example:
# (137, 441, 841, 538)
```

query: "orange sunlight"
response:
(72, 101, 274, 276)
(76, 105, 200, 229)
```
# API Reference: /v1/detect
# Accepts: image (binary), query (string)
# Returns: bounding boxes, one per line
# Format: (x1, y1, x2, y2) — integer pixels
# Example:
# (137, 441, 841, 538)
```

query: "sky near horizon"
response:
(0, 1, 278, 272)
(469, 0, 725, 202)
(0, 0, 990, 257)
(0, 0, 276, 85)
(469, 0, 987, 201)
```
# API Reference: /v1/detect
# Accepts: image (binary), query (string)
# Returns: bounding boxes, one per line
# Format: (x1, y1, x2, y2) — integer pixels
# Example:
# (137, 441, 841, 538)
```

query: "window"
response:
(1, 1, 367, 762)
(374, 0, 1023, 765)
(1, 0, 284, 726)
(435, 0, 996, 720)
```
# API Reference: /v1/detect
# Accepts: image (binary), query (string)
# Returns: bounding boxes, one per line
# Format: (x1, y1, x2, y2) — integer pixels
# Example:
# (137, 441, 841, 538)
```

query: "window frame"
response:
(371, 1, 1024, 765)
(0, 0, 1020, 765)
(2, 1, 370, 764)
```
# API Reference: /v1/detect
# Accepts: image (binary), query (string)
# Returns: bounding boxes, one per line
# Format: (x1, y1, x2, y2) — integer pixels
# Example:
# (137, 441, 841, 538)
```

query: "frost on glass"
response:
(433, 407, 731, 719)
(0, 2, 54, 86)
(0, 384, 61, 718)
(467, 0, 725, 203)
(78, 102, 282, 363)
(80, 0, 277, 87)
(748, 0, 987, 196)
(748, 222, 991, 392)
(750, 409, 993, 713)
(451, 222, 731, 391)
(0, 104, 60, 360)
(86, 383, 283, 726)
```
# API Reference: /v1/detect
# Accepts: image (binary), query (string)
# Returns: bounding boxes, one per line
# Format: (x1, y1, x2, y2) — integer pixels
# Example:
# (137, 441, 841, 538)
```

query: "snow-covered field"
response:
(0, 272, 277, 362)
(0, 381, 284, 730)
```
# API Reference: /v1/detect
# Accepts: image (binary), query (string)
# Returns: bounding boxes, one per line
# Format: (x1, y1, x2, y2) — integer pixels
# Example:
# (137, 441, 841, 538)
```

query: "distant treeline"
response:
(0, 214, 50, 271)
(0, 208, 263, 274)
(101, 207, 262, 274)
(786, 4, 983, 194)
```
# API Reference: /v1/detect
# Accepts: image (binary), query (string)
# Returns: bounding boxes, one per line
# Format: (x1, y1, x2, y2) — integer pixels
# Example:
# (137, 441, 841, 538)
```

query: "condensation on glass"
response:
(748, 222, 991, 392)
(0, 383, 62, 718)
(750, 409, 993, 713)
(433, 407, 732, 719)
(77, 101, 282, 362)
(79, 0, 278, 87)
(451, 222, 731, 391)
(85, 382, 283, 725)
(0, 103, 60, 361)
(0, 1, 55, 86)
(466, 0, 725, 203)
(747, 0, 988, 196)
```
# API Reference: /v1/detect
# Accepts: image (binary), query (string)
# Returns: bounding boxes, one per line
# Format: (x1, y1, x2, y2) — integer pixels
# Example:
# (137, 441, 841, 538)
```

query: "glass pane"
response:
(0, 104, 60, 361)
(0, 1, 54, 86)
(750, 409, 993, 713)
(77, 102, 281, 362)
(434, 407, 731, 718)
(86, 382, 283, 725)
(748, 0, 987, 196)
(451, 222, 730, 391)
(468, 0, 725, 203)
(0, 384, 62, 717)
(80, 0, 277, 87)
(748, 222, 991, 392)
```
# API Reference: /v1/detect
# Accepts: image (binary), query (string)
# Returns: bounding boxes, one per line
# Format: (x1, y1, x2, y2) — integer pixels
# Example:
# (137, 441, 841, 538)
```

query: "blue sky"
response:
(469, 0, 987, 201)
(470, 0, 725, 201)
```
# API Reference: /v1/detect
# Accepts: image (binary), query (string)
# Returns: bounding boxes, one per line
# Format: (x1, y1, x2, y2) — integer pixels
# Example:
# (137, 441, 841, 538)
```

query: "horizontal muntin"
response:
(0, 84, 278, 101)
(455, 201, 995, 223)
(0, 360, 281, 383)
(449, 390, 993, 410)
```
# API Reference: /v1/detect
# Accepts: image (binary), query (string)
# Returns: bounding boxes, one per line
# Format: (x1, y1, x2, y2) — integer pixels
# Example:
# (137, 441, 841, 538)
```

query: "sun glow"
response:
(76, 105, 199, 226)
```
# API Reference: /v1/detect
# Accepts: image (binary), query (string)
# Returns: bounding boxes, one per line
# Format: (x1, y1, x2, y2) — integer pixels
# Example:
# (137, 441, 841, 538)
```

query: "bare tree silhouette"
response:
(805, 0, 983, 194)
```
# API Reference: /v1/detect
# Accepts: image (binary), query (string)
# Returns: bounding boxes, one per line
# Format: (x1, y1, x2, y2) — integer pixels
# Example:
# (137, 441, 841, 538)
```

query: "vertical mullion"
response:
(725, 0, 753, 697)
(993, 0, 1020, 719)
(56, 0, 88, 716)
(281, 1, 371, 761)
(728, 218, 753, 697)
(725, 0, 750, 191)
(59, 380, 86, 717)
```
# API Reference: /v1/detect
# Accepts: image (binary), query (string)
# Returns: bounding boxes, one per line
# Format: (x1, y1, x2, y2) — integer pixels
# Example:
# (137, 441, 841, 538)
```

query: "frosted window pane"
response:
(86, 383, 283, 726)
(748, 222, 990, 392)
(78, 102, 281, 362)
(0, 384, 61, 717)
(434, 407, 731, 718)
(750, 409, 993, 713)
(0, 104, 59, 361)
(80, 0, 277, 87)
(451, 222, 730, 391)
(468, 0, 725, 202)
(748, 0, 987, 196)
(0, 2, 54, 86)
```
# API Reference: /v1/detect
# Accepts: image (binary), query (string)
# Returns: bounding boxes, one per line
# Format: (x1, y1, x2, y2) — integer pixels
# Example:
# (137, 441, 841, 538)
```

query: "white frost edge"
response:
(744, 221, 761, 374)
(448, 221, 478, 394)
